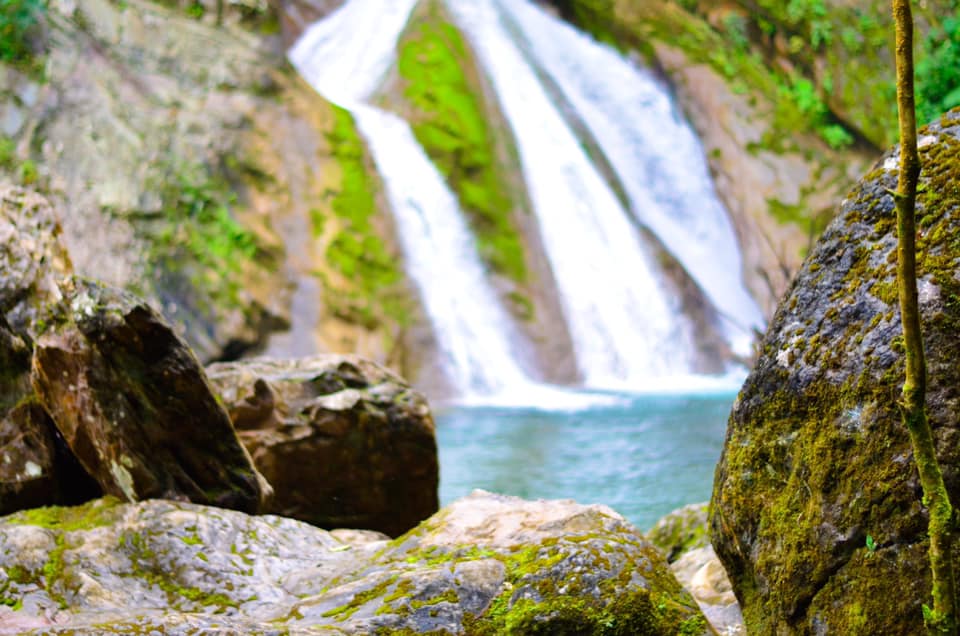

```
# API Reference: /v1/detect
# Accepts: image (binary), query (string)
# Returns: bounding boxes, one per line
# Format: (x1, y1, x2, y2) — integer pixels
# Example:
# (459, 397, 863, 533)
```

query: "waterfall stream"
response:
(290, 0, 532, 395)
(448, 0, 699, 387)
(289, 0, 760, 400)
(496, 0, 763, 353)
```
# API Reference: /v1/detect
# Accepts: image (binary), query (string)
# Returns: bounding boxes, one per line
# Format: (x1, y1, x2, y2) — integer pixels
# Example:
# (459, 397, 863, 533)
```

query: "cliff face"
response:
(0, 0, 422, 375)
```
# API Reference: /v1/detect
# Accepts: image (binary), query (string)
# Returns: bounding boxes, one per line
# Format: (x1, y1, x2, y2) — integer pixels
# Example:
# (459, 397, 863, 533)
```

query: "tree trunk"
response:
(892, 1, 957, 632)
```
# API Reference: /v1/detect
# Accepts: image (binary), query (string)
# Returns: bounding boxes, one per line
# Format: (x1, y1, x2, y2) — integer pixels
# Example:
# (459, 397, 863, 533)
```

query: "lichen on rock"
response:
(0, 492, 711, 634)
(710, 107, 960, 634)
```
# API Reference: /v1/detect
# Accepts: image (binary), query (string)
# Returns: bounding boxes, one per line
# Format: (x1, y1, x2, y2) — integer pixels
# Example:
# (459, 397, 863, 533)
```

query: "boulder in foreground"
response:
(0, 491, 710, 634)
(711, 108, 960, 633)
(31, 278, 269, 514)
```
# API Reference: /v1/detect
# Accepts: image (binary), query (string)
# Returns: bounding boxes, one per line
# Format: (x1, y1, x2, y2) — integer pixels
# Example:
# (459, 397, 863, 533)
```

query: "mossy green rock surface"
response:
(0, 491, 710, 634)
(710, 108, 960, 634)
(207, 355, 439, 538)
(646, 502, 709, 563)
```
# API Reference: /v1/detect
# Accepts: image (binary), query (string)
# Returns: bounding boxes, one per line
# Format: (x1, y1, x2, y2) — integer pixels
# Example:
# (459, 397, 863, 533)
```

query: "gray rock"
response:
(0, 491, 711, 634)
(207, 355, 438, 537)
(710, 108, 960, 633)
(0, 185, 72, 337)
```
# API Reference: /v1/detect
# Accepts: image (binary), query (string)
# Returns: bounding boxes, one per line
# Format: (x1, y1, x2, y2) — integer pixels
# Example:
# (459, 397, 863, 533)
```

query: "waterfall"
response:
(288, 0, 761, 400)
(448, 0, 700, 388)
(289, 0, 532, 395)
(496, 0, 763, 354)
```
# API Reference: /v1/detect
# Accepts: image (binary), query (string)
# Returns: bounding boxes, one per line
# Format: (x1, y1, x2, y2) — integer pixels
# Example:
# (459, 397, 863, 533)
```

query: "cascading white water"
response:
(497, 0, 763, 354)
(448, 0, 699, 388)
(289, 0, 532, 395)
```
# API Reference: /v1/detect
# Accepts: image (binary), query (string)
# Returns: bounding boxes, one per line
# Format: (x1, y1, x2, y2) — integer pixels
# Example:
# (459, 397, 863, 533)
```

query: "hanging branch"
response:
(891, 0, 957, 632)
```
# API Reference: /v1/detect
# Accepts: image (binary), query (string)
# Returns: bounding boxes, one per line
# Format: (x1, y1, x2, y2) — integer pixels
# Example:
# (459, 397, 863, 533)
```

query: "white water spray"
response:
(498, 0, 763, 353)
(448, 0, 699, 388)
(290, 0, 533, 395)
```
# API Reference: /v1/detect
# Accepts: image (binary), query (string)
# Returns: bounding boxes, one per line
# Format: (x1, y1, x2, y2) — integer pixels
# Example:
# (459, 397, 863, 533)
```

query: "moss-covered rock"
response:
(646, 502, 709, 563)
(0, 492, 711, 634)
(710, 107, 960, 634)
(207, 355, 438, 537)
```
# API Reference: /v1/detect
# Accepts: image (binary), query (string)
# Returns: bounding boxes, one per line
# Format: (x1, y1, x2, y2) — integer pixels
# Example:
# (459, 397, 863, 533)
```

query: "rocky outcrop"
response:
(647, 503, 743, 636)
(31, 279, 270, 514)
(0, 184, 269, 515)
(207, 355, 438, 536)
(710, 109, 960, 633)
(0, 491, 711, 634)
(0, 186, 100, 514)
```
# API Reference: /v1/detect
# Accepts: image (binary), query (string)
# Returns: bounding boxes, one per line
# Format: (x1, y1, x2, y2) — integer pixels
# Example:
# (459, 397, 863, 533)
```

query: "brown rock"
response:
(207, 355, 438, 537)
(0, 314, 100, 515)
(31, 278, 269, 514)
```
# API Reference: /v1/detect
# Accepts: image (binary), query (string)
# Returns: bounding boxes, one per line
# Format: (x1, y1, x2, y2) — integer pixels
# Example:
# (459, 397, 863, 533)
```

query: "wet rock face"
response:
(0, 492, 710, 634)
(207, 356, 438, 537)
(710, 108, 960, 634)
(31, 279, 268, 514)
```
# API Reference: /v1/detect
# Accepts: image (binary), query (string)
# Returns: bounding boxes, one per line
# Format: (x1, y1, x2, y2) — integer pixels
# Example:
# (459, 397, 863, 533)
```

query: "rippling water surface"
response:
(436, 392, 735, 531)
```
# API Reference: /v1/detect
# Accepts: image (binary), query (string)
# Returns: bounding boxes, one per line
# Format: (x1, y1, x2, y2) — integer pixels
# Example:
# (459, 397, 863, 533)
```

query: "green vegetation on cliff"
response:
(918, 16, 960, 127)
(397, 0, 528, 284)
(322, 105, 409, 330)
(0, 0, 45, 70)
(150, 162, 260, 310)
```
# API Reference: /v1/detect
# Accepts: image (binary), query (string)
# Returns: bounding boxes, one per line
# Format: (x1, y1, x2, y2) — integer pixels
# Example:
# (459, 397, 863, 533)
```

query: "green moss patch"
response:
(320, 105, 410, 331)
(397, 1, 528, 284)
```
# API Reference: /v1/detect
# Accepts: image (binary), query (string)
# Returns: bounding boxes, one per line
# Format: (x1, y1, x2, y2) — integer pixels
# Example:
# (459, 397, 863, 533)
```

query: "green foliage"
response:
(398, 2, 528, 284)
(323, 105, 408, 328)
(0, 0, 44, 65)
(153, 163, 258, 307)
(0, 136, 46, 185)
(917, 17, 960, 126)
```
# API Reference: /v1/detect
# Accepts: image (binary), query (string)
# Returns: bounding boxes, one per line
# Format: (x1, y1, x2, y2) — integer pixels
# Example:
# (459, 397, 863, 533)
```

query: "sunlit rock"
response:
(0, 491, 710, 634)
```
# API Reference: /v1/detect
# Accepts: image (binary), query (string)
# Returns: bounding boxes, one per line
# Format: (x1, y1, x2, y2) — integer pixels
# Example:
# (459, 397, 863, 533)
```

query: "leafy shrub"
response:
(917, 16, 960, 125)
(0, 0, 45, 64)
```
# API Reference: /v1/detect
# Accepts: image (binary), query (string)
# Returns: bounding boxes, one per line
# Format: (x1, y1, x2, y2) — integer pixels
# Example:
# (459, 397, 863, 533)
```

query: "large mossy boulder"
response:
(206, 355, 439, 537)
(31, 279, 269, 514)
(0, 491, 711, 634)
(710, 108, 960, 634)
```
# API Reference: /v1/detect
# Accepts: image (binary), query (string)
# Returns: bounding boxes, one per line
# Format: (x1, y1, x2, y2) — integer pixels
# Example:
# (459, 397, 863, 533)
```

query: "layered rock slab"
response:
(207, 356, 438, 537)
(31, 279, 268, 514)
(710, 108, 960, 633)
(0, 491, 710, 634)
